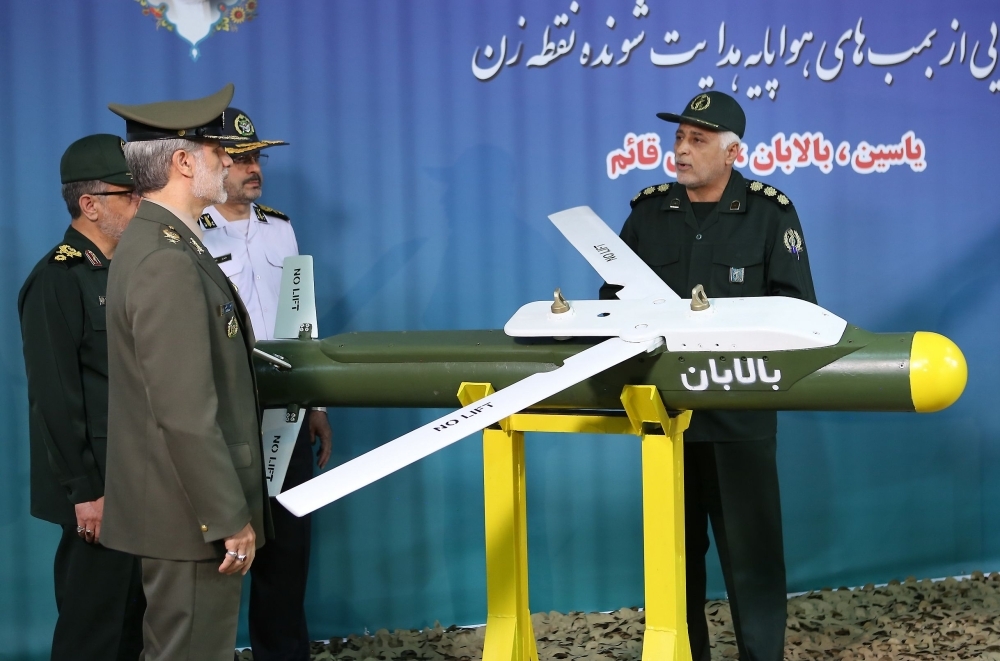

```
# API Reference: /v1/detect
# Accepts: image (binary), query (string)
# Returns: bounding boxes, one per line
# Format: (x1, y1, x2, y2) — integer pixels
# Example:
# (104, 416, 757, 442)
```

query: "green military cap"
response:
(220, 107, 289, 155)
(60, 134, 134, 186)
(107, 83, 250, 143)
(657, 91, 747, 139)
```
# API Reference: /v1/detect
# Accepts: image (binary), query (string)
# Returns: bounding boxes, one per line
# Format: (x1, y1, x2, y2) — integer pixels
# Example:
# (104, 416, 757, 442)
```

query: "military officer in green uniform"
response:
(101, 84, 272, 661)
(601, 91, 816, 661)
(18, 134, 144, 661)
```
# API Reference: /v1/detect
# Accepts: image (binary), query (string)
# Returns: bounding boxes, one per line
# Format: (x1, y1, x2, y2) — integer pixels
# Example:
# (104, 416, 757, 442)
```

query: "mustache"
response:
(242, 175, 261, 186)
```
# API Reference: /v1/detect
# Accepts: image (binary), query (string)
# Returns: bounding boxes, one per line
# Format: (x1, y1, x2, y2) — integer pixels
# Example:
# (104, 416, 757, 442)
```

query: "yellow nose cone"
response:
(909, 331, 967, 413)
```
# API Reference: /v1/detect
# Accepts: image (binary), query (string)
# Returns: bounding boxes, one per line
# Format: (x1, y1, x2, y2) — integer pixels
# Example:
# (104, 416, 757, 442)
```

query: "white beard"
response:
(191, 150, 228, 204)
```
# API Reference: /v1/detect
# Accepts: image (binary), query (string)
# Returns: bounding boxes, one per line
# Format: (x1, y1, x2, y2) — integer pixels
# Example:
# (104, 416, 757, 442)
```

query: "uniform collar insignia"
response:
(254, 205, 268, 223)
(188, 237, 206, 255)
(84, 249, 103, 267)
(199, 212, 218, 229)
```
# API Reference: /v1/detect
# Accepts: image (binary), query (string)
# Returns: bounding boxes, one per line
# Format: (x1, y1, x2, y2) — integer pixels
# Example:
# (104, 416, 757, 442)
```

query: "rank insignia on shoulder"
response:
(215, 253, 232, 264)
(162, 226, 181, 244)
(783, 228, 804, 259)
(630, 183, 672, 208)
(188, 238, 206, 255)
(84, 250, 102, 267)
(746, 180, 792, 209)
(255, 203, 289, 221)
(199, 213, 217, 229)
(50, 244, 83, 263)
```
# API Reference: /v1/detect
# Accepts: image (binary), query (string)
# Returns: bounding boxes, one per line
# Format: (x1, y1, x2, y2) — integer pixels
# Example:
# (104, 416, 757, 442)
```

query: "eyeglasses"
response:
(230, 152, 269, 165)
(91, 190, 139, 198)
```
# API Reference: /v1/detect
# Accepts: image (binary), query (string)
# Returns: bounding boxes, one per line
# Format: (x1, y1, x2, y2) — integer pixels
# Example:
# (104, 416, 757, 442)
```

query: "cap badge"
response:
(234, 113, 254, 137)
(783, 228, 804, 260)
(227, 315, 239, 339)
(162, 226, 181, 244)
(53, 245, 83, 261)
(188, 238, 205, 255)
(690, 94, 711, 111)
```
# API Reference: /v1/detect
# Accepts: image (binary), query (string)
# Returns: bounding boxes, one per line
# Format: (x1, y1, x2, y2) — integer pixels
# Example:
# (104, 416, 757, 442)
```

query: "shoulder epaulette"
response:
(630, 182, 673, 208)
(746, 180, 793, 209)
(255, 204, 289, 221)
(48, 244, 84, 265)
(199, 213, 217, 229)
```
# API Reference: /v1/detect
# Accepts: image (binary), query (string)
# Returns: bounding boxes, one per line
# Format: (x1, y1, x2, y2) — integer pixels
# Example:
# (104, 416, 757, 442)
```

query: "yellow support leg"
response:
(459, 383, 538, 661)
(622, 385, 693, 661)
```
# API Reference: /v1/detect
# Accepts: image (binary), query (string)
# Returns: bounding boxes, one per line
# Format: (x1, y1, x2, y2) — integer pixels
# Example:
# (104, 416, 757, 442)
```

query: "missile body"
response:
(255, 327, 966, 414)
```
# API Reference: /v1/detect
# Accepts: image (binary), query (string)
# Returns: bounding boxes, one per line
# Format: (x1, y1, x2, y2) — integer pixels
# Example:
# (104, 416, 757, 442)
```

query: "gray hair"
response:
(61, 179, 108, 218)
(718, 131, 741, 152)
(123, 138, 202, 195)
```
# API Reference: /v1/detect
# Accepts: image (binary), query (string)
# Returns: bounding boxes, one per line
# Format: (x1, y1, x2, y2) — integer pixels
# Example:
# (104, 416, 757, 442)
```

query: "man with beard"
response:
(19, 133, 144, 661)
(199, 108, 332, 661)
(101, 85, 272, 661)
(601, 91, 816, 661)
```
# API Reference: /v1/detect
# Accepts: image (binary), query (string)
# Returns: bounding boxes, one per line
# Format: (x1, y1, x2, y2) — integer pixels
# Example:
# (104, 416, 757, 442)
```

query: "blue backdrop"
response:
(1, 1, 998, 658)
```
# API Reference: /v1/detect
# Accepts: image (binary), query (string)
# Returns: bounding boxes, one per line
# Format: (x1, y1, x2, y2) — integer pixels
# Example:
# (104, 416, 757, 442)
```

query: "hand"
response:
(219, 523, 256, 575)
(75, 497, 104, 544)
(309, 409, 333, 469)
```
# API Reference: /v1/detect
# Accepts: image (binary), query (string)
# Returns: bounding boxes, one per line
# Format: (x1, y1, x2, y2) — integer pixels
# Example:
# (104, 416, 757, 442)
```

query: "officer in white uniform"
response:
(199, 108, 333, 661)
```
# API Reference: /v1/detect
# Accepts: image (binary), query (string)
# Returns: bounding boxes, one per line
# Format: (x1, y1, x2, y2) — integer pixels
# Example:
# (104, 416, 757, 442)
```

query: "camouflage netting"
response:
(236, 572, 1000, 660)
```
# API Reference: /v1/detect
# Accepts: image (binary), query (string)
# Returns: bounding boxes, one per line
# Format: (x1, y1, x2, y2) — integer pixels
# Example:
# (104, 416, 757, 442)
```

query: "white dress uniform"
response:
(199, 203, 298, 342)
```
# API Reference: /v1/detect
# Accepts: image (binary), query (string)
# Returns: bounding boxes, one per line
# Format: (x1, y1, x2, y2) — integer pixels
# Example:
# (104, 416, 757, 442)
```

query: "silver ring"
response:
(77, 526, 85, 533)
(237, 554, 247, 562)
(85, 529, 93, 535)
(226, 550, 239, 558)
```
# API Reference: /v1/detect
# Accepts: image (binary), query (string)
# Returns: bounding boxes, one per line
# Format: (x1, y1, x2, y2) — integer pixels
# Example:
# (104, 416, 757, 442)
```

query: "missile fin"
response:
(276, 336, 658, 516)
(273, 255, 318, 339)
(548, 206, 678, 301)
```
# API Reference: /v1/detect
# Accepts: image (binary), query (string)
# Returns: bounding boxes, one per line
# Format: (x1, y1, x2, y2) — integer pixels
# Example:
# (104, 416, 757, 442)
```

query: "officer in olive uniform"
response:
(601, 92, 816, 661)
(101, 85, 272, 661)
(18, 134, 144, 661)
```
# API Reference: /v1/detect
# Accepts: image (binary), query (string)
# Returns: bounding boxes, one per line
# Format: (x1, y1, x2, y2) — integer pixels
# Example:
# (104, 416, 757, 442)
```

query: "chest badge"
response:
(98, 295, 106, 306)
(163, 226, 181, 244)
(730, 267, 745, 283)
(227, 315, 239, 339)
(188, 237, 206, 255)
(783, 228, 804, 260)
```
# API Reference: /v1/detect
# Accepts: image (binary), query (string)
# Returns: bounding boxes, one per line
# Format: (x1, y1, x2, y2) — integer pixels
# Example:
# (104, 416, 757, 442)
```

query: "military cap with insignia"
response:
(60, 134, 134, 186)
(657, 91, 747, 139)
(107, 83, 250, 143)
(219, 108, 289, 155)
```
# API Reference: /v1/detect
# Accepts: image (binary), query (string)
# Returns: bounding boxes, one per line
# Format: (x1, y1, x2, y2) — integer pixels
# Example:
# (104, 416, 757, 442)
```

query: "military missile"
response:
(255, 326, 965, 414)
(261, 207, 967, 515)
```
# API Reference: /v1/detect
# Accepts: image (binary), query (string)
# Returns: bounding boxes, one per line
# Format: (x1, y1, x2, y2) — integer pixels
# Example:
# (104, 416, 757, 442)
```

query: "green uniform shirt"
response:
(19, 227, 111, 524)
(601, 170, 818, 441)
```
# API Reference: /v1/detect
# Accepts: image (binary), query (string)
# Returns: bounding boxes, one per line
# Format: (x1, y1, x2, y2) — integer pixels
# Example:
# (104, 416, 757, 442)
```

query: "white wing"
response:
(260, 409, 306, 497)
(273, 255, 318, 339)
(276, 336, 660, 516)
(549, 206, 678, 301)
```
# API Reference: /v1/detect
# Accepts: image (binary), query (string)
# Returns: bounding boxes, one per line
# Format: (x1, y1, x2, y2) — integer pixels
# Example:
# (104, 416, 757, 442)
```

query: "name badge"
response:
(219, 301, 234, 316)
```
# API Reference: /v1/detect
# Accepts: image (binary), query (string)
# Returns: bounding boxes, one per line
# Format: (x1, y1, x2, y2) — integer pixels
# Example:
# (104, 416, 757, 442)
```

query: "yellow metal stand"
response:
(458, 382, 693, 661)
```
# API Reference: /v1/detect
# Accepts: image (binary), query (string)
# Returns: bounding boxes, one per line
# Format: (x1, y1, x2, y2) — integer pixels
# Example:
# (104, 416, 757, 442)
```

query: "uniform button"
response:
(695, 233, 703, 240)
(256, 275, 261, 280)
(200, 524, 208, 532)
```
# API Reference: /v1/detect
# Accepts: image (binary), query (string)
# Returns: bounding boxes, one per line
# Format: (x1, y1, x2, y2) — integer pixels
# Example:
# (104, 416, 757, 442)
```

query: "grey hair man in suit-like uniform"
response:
(100, 84, 272, 661)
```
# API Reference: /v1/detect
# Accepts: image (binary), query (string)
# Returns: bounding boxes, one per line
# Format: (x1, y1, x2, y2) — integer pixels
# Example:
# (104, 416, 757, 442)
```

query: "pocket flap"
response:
(645, 243, 680, 266)
(227, 443, 252, 468)
(712, 243, 764, 267)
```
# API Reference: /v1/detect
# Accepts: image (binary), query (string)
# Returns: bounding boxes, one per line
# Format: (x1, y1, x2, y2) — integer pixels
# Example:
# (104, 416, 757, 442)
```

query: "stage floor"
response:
(236, 572, 1000, 660)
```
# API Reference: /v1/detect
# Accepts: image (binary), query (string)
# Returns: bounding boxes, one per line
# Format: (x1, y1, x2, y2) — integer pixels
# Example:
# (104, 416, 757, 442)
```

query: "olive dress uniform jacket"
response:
(102, 200, 271, 561)
(600, 170, 817, 442)
(19, 228, 113, 524)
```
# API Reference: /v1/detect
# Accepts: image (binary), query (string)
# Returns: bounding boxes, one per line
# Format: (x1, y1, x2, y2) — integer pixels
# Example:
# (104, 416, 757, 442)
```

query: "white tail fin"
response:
(273, 255, 318, 339)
